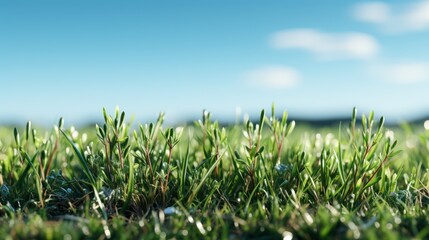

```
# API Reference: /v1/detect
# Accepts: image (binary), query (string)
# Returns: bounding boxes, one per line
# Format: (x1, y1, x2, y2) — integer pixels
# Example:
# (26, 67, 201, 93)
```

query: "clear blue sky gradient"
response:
(1, 1, 429, 125)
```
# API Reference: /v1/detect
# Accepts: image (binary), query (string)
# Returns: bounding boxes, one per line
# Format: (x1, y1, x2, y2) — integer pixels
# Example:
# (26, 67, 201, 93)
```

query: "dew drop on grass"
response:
(282, 231, 293, 240)
(82, 133, 87, 143)
(375, 222, 380, 229)
(394, 217, 401, 224)
(81, 226, 90, 236)
(275, 164, 288, 174)
(103, 225, 111, 239)
(303, 212, 314, 225)
(385, 130, 394, 141)
(154, 221, 161, 235)
(424, 120, 429, 130)
(164, 207, 178, 215)
(159, 210, 165, 224)
(386, 223, 393, 230)
(196, 221, 206, 235)
(347, 221, 360, 239)
(70, 126, 79, 138)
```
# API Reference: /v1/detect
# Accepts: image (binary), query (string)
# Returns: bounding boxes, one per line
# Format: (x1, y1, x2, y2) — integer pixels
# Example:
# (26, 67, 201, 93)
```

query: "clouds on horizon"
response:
(354, 1, 429, 33)
(244, 2, 429, 90)
(270, 29, 379, 60)
(243, 65, 300, 89)
(369, 61, 429, 84)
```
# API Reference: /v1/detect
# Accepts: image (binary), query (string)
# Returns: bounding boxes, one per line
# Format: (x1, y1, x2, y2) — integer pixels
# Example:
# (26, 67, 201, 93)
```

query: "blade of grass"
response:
(187, 153, 223, 205)
(60, 128, 107, 219)
(123, 156, 135, 213)
(60, 129, 95, 186)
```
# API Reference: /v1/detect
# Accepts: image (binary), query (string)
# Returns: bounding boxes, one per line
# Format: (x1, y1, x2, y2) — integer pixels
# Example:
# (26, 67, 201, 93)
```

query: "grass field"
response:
(1, 106, 429, 239)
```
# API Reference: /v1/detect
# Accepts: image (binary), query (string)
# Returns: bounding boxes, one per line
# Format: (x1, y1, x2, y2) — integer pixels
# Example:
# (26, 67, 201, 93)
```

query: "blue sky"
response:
(1, 1, 429, 125)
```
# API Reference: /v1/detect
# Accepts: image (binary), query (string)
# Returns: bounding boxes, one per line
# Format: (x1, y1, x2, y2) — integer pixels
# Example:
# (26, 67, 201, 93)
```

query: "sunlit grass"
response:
(1, 105, 429, 239)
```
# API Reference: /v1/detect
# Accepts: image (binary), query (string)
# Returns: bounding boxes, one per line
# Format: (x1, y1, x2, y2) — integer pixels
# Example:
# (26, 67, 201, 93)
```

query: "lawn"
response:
(1, 106, 429, 239)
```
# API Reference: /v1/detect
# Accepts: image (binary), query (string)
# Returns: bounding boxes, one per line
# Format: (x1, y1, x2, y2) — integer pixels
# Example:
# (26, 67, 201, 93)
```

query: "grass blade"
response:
(60, 129, 95, 186)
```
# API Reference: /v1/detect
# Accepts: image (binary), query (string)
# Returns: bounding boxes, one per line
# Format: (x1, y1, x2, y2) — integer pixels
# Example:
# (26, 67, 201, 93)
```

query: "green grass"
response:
(1, 105, 429, 239)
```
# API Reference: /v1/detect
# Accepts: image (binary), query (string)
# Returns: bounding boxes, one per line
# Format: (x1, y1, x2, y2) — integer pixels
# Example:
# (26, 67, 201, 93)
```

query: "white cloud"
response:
(354, 1, 429, 32)
(405, 1, 429, 30)
(353, 2, 391, 24)
(370, 62, 429, 84)
(270, 29, 379, 60)
(244, 66, 300, 89)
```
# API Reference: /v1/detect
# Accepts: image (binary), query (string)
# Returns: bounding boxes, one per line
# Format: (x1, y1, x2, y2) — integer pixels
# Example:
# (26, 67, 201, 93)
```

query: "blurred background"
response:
(1, 0, 429, 126)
